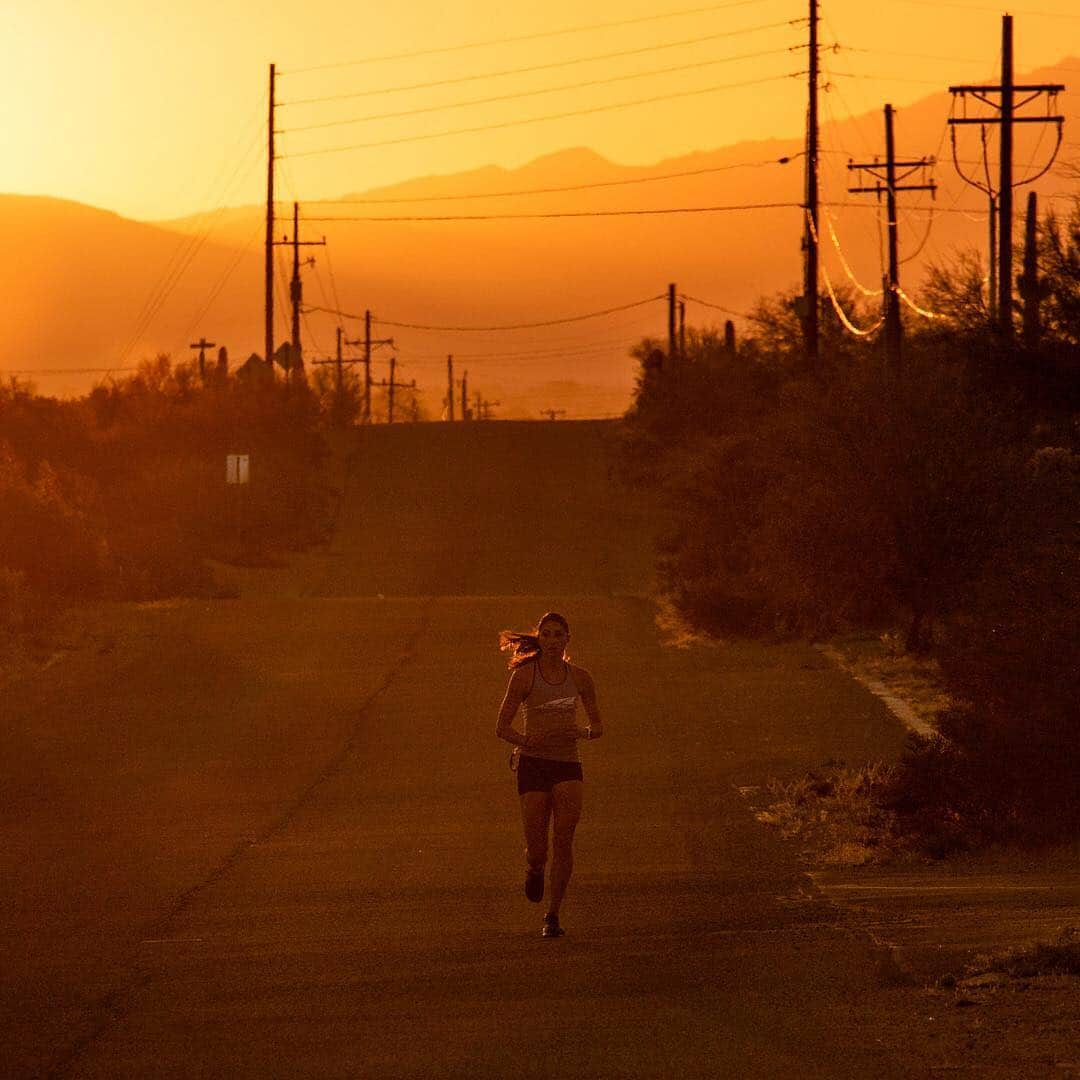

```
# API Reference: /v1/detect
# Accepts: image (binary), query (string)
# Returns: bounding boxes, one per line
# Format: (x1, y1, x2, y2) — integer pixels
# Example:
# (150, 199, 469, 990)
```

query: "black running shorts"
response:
(516, 754, 583, 795)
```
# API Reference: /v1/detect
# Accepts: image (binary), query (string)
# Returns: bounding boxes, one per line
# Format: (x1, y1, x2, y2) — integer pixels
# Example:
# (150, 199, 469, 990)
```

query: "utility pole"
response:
(361, 310, 394, 423)
(461, 370, 470, 420)
(847, 104, 936, 370)
(373, 356, 416, 424)
(364, 311, 372, 422)
(667, 283, 677, 362)
(189, 337, 216, 380)
(272, 202, 324, 380)
(446, 355, 455, 421)
(999, 14, 1014, 338)
(801, 0, 820, 369)
(1018, 190, 1043, 346)
(988, 195, 998, 324)
(678, 299, 686, 360)
(335, 326, 343, 395)
(265, 63, 275, 372)
(312, 330, 370, 426)
(948, 15, 1064, 340)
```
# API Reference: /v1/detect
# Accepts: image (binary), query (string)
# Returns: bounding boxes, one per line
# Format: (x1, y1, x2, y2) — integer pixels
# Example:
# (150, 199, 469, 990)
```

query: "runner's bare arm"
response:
(496, 667, 534, 747)
(575, 666, 603, 739)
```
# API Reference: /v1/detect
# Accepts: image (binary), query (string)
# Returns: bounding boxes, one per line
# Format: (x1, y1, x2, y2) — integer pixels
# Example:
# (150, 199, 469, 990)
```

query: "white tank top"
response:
(521, 660, 580, 763)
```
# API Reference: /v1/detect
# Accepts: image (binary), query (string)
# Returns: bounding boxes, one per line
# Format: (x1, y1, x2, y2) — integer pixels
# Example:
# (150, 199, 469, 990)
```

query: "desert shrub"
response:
(888, 437, 1080, 844)
(625, 290, 1079, 848)
(0, 445, 108, 598)
(626, 334, 1023, 644)
(0, 358, 332, 605)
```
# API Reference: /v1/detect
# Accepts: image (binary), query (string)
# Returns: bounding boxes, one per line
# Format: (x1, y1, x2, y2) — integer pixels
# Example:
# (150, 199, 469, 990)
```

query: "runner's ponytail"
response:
(499, 612, 570, 669)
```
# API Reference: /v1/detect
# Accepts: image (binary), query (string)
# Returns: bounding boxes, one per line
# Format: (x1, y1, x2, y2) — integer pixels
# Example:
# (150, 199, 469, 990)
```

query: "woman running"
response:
(496, 612, 603, 938)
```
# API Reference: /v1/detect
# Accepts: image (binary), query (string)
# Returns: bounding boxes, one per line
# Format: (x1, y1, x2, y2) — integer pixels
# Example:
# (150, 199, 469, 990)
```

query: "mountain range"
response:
(4, 59, 1077, 416)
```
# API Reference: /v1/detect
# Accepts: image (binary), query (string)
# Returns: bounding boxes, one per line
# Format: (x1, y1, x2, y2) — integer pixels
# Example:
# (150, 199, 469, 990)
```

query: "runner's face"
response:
(538, 621, 569, 657)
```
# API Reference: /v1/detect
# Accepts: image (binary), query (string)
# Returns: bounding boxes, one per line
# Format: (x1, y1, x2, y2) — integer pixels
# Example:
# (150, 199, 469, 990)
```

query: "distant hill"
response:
(5, 60, 1078, 413)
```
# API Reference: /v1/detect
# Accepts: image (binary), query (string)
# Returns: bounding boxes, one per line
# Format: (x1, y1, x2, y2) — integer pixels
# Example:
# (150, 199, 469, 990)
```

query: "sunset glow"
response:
(4, 0, 1077, 221)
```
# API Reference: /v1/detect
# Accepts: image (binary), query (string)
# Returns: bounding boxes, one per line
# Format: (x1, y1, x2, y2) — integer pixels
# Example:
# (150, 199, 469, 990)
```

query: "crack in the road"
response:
(43, 596, 438, 1080)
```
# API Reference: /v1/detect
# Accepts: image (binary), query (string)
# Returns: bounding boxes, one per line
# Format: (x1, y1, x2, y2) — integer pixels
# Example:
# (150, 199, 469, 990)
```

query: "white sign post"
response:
(226, 454, 250, 485)
(226, 454, 250, 550)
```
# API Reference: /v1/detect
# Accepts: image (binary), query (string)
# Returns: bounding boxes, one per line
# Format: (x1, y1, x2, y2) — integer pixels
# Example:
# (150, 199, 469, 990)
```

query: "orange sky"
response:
(4, 0, 1080, 221)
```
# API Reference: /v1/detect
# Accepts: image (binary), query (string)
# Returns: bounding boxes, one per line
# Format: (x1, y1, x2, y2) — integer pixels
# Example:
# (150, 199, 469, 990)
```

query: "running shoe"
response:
(542, 912, 565, 938)
(525, 868, 545, 903)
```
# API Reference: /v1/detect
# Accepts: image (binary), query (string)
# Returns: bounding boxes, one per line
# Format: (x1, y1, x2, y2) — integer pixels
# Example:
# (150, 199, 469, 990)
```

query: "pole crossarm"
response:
(949, 115, 1064, 125)
(845, 103, 938, 368)
(848, 183, 937, 194)
(948, 82, 1064, 94)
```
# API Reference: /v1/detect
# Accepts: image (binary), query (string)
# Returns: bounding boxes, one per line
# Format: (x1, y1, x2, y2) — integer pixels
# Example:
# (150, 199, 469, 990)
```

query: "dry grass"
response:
(821, 630, 953, 735)
(966, 927, 1080, 981)
(753, 761, 900, 866)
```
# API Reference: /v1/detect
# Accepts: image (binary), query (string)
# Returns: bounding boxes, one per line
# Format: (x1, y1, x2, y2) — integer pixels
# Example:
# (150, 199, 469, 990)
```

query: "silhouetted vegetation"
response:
(0, 358, 333, 629)
(623, 205, 1080, 850)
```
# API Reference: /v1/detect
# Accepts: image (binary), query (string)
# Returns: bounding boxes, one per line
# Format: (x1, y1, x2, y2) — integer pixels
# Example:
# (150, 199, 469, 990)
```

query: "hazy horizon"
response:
(6, 0, 1080, 221)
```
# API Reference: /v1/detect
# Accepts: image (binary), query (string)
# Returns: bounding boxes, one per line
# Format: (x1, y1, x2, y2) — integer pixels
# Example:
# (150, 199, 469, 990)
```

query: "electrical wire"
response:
(821, 262, 884, 336)
(280, 47, 795, 133)
(282, 0, 780, 74)
(822, 208, 883, 295)
(282, 73, 800, 157)
(896, 284, 941, 319)
(307, 156, 798, 204)
(304, 294, 665, 331)
(837, 45, 988, 65)
(282, 20, 797, 107)
(116, 104, 266, 365)
(807, 209, 884, 336)
(679, 293, 753, 319)
(2, 367, 139, 376)
(302, 201, 801, 223)
(891, 0, 1080, 18)
(827, 70, 951, 86)
(179, 219, 263, 345)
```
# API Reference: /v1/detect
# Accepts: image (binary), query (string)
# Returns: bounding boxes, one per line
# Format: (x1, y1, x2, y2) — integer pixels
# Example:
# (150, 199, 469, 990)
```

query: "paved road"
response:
(4, 421, 933, 1078)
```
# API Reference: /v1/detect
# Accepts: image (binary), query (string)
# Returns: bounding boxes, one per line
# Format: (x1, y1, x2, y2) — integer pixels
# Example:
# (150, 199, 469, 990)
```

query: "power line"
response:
(838, 46, 989, 65)
(307, 157, 798, 205)
(305, 294, 665, 331)
(395, 340, 645, 365)
(281, 20, 798, 107)
(301, 201, 801, 222)
(1, 367, 139, 376)
(829, 69, 953, 86)
(680, 293, 753, 319)
(282, 73, 800, 157)
(281, 0, 780, 74)
(280, 48, 795, 133)
(179, 219, 263, 346)
(116, 105, 266, 365)
(893, 0, 1080, 18)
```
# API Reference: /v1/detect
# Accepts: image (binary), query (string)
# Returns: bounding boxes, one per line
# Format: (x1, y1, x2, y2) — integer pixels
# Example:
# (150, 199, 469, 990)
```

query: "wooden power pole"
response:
(272, 202, 324, 380)
(265, 63, 275, 371)
(189, 337, 216, 380)
(361, 310, 394, 423)
(802, 0, 820, 369)
(847, 104, 936, 370)
(667, 283, 677, 362)
(949, 15, 1064, 340)
(447, 355, 455, 421)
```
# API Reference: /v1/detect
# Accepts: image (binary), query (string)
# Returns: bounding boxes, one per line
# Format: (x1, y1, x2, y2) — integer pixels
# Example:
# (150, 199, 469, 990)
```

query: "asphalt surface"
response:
(4, 420, 947, 1078)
